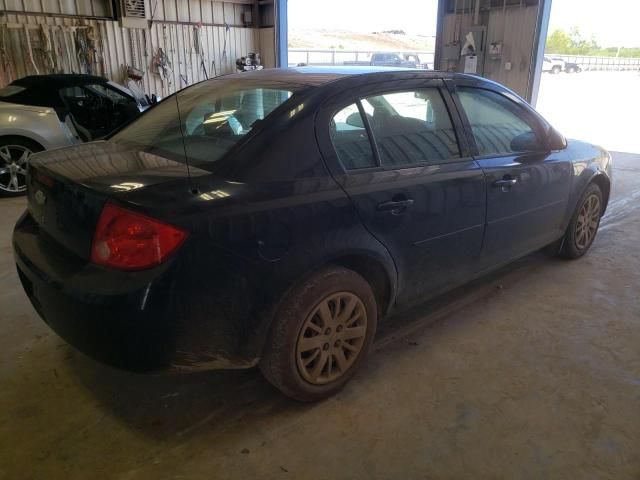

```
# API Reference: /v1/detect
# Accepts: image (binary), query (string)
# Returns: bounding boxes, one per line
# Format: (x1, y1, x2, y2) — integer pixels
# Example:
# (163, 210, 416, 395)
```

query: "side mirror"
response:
(510, 131, 543, 152)
(547, 127, 567, 150)
(345, 112, 364, 128)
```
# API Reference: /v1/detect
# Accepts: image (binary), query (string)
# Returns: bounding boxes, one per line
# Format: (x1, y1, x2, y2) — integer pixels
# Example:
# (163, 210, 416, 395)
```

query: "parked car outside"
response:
(564, 61, 582, 73)
(542, 56, 564, 73)
(13, 67, 612, 401)
(370, 52, 428, 69)
(0, 74, 151, 196)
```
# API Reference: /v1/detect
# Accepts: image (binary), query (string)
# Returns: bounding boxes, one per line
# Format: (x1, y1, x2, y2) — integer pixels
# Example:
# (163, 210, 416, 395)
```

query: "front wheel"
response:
(0, 137, 43, 197)
(260, 266, 378, 402)
(560, 183, 603, 259)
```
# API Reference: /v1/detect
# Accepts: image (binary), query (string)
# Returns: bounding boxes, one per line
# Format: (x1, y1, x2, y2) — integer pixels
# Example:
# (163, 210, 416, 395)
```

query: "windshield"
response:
(111, 80, 299, 166)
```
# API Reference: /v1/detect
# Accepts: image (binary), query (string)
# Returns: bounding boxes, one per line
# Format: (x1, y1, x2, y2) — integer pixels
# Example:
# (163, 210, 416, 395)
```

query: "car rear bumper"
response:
(13, 211, 257, 372)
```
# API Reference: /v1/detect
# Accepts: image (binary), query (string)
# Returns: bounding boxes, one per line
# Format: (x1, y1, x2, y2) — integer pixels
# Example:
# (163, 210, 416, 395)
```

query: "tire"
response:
(260, 266, 378, 402)
(552, 65, 562, 74)
(559, 183, 603, 259)
(0, 136, 44, 197)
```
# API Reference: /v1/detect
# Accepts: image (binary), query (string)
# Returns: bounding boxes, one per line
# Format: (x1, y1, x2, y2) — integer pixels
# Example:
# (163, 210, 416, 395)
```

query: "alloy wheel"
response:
(296, 292, 368, 385)
(575, 193, 601, 249)
(0, 145, 31, 193)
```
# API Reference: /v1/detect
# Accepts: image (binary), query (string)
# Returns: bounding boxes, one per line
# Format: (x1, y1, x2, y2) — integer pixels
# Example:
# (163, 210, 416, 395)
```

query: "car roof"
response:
(12, 74, 108, 89)
(222, 66, 439, 86)
(2, 74, 110, 110)
(223, 67, 504, 91)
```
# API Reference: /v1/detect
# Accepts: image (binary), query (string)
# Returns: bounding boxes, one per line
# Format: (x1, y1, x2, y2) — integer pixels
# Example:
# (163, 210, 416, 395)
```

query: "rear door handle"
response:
(377, 198, 414, 212)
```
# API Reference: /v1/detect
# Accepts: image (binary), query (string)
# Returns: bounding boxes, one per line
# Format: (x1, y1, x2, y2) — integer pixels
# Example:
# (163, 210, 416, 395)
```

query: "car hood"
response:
(30, 140, 210, 194)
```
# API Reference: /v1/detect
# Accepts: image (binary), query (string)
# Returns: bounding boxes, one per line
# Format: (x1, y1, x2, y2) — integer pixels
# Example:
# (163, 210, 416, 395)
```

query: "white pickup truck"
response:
(542, 56, 565, 74)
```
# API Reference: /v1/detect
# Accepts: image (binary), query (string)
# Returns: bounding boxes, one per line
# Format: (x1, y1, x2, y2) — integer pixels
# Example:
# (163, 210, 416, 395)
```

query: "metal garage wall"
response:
(0, 0, 270, 97)
(439, 2, 540, 99)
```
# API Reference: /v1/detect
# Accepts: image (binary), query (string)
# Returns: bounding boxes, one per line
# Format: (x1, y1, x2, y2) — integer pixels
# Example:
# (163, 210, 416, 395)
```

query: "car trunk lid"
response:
(26, 141, 206, 262)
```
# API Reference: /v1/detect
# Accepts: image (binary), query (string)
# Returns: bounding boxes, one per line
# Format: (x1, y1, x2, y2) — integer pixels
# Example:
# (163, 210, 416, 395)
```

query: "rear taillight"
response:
(91, 203, 188, 271)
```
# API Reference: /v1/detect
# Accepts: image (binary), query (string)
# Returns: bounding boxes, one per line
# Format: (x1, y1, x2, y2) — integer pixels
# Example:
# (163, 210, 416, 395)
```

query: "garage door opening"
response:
(536, 0, 640, 155)
(287, 0, 438, 69)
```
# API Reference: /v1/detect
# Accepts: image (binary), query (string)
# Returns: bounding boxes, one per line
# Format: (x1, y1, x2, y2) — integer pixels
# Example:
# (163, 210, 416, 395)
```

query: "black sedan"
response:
(13, 67, 612, 401)
(564, 62, 582, 73)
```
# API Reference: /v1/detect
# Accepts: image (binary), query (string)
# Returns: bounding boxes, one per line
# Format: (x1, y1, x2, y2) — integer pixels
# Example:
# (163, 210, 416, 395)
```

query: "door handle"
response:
(493, 178, 518, 187)
(377, 198, 414, 212)
(493, 177, 518, 192)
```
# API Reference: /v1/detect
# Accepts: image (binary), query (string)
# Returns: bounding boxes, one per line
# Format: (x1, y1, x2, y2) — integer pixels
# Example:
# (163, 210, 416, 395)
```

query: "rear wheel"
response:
(551, 65, 562, 74)
(0, 137, 43, 197)
(260, 266, 377, 402)
(559, 183, 603, 259)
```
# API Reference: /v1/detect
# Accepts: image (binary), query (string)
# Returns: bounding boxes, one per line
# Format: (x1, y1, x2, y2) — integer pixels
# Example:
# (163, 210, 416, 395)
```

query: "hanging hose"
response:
(40, 26, 56, 73)
(222, 23, 230, 60)
(23, 26, 40, 75)
(0, 25, 14, 83)
(75, 27, 96, 74)
(194, 23, 208, 80)
(152, 46, 173, 88)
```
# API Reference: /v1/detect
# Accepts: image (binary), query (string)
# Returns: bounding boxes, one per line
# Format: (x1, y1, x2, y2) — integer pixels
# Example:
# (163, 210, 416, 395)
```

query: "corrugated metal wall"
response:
(441, 4, 539, 98)
(0, 0, 270, 96)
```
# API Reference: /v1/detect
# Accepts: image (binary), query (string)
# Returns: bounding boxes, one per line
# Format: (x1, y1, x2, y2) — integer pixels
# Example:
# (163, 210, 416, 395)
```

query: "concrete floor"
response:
(1, 152, 639, 479)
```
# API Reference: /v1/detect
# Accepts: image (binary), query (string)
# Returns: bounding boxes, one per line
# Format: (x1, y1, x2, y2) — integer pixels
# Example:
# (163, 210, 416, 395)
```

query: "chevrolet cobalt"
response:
(13, 68, 611, 401)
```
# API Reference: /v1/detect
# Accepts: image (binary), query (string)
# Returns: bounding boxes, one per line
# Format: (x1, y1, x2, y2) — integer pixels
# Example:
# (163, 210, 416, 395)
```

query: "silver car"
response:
(0, 74, 149, 196)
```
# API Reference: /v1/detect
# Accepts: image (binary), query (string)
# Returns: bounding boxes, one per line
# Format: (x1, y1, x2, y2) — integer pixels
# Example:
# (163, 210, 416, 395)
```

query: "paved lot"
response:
(1, 73, 639, 477)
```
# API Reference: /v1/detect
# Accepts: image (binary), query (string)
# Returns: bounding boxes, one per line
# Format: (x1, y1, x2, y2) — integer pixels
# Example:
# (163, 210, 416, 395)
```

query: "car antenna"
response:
(173, 96, 199, 195)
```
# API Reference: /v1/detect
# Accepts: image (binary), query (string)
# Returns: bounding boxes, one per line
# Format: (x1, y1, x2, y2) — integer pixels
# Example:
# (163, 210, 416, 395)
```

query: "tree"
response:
(568, 27, 599, 54)
(546, 27, 600, 55)
(546, 29, 571, 54)
(546, 28, 640, 57)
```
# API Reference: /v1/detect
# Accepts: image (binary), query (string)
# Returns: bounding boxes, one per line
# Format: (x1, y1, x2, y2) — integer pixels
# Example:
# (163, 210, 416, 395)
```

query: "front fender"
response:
(563, 140, 612, 228)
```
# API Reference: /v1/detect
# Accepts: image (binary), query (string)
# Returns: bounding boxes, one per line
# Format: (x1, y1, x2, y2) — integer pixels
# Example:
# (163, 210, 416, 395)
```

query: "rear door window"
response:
(363, 88, 461, 167)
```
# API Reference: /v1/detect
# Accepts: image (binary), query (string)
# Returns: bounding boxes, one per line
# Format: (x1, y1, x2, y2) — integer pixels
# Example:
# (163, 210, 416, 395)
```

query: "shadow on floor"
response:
(65, 252, 556, 442)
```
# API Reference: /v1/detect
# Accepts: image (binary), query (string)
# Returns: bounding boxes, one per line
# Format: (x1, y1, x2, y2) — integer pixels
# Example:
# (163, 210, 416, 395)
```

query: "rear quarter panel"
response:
(0, 102, 73, 149)
(119, 105, 397, 368)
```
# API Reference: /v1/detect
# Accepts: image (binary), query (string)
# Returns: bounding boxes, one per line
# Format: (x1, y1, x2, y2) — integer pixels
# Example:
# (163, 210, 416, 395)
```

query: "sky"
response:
(547, 0, 640, 47)
(288, 0, 640, 47)
(288, 0, 439, 36)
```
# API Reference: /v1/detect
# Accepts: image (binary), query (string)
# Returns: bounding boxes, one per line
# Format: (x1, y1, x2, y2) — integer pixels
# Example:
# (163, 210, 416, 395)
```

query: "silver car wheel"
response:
(0, 145, 31, 193)
(575, 193, 601, 250)
(296, 292, 368, 385)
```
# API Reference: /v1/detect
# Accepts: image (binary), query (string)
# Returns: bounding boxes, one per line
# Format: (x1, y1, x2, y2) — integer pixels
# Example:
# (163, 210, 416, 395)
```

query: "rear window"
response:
(0, 85, 26, 97)
(111, 80, 300, 166)
(0, 83, 57, 108)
